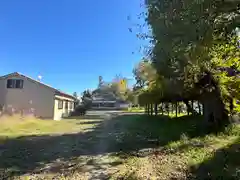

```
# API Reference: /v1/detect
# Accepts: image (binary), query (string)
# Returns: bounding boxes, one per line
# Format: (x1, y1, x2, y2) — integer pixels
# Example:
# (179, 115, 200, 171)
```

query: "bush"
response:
(70, 105, 87, 116)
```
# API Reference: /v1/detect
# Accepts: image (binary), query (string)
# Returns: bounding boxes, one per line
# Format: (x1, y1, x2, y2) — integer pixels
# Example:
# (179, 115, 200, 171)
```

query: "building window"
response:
(65, 101, 68, 109)
(7, 79, 24, 89)
(7, 79, 14, 88)
(16, 80, 24, 88)
(70, 102, 74, 109)
(58, 100, 63, 109)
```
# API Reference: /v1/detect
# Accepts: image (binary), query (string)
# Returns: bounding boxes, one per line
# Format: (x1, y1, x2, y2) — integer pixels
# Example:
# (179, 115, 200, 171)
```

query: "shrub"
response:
(70, 105, 87, 116)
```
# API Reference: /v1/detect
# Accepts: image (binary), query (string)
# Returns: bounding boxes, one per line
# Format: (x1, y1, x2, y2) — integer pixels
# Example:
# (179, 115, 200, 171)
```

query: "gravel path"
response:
(77, 112, 121, 180)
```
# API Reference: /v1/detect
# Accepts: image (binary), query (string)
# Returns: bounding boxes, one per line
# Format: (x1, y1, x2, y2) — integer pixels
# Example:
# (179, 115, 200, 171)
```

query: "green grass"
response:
(127, 107, 145, 112)
(0, 115, 99, 137)
(0, 114, 239, 179)
(0, 115, 103, 180)
(108, 115, 240, 180)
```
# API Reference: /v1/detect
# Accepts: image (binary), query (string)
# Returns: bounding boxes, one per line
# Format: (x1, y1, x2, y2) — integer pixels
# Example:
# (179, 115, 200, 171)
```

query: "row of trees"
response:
(131, 0, 240, 129)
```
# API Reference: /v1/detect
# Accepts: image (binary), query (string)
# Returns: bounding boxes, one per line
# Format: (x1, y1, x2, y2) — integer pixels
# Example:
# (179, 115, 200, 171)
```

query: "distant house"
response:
(0, 72, 76, 120)
(91, 86, 129, 110)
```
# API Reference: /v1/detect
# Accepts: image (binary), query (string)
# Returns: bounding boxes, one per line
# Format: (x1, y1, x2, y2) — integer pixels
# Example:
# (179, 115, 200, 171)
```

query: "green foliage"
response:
(73, 92, 78, 98)
(71, 105, 87, 116)
(109, 81, 127, 100)
(132, 0, 240, 118)
(133, 59, 157, 88)
(81, 90, 92, 108)
(73, 92, 79, 106)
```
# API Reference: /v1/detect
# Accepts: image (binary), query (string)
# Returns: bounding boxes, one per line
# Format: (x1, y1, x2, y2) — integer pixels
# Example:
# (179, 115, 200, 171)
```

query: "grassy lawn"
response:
(0, 114, 239, 179)
(108, 115, 240, 180)
(0, 115, 103, 179)
(127, 107, 145, 113)
(0, 115, 100, 137)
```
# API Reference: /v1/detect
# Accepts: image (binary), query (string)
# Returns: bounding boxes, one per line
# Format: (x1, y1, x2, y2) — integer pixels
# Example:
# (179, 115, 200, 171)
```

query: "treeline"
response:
(131, 0, 240, 129)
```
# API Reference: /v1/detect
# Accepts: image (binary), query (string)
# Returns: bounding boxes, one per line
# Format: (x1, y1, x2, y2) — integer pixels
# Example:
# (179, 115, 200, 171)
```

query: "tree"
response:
(81, 90, 92, 109)
(73, 92, 78, 98)
(73, 92, 79, 106)
(133, 58, 166, 115)
(133, 59, 157, 89)
(108, 75, 130, 101)
(125, 89, 139, 105)
(143, 0, 240, 127)
(98, 76, 104, 88)
(129, 0, 240, 127)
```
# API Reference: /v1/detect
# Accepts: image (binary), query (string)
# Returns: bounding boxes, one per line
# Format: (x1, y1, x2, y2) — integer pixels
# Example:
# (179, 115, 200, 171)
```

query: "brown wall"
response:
(1, 76, 55, 118)
(0, 79, 5, 108)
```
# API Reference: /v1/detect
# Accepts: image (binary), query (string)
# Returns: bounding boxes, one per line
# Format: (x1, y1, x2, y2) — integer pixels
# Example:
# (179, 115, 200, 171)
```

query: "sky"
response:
(0, 0, 146, 95)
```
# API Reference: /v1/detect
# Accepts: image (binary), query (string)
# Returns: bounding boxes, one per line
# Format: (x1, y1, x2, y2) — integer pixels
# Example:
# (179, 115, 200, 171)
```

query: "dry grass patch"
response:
(0, 115, 100, 137)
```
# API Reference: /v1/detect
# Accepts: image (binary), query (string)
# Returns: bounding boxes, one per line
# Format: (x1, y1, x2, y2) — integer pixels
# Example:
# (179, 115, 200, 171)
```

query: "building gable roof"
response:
(0, 72, 76, 100)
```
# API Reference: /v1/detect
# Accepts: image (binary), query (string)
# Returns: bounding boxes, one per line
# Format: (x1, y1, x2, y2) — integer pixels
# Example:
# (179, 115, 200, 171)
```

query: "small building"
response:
(0, 72, 76, 120)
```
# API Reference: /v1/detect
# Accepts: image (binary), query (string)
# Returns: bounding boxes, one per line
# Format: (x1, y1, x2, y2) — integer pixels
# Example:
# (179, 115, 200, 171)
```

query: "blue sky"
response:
(0, 0, 146, 94)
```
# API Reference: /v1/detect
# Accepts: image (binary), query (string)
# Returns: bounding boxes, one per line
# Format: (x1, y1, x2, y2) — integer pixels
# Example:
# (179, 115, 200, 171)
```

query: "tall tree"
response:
(139, 0, 240, 126)
(73, 92, 78, 98)
(81, 90, 92, 108)
(98, 76, 104, 88)
(73, 92, 79, 106)
(109, 75, 130, 101)
(149, 0, 239, 118)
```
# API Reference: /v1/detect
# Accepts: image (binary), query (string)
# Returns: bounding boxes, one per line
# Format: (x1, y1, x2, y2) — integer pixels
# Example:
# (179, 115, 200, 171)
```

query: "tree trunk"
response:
(154, 103, 158, 116)
(150, 104, 153, 116)
(145, 105, 147, 114)
(166, 103, 169, 116)
(175, 102, 178, 117)
(178, 103, 182, 114)
(160, 103, 163, 115)
(202, 90, 230, 132)
(198, 101, 201, 115)
(185, 100, 190, 115)
(147, 104, 150, 115)
(184, 100, 198, 115)
(191, 100, 194, 114)
(202, 103, 205, 116)
(229, 98, 233, 115)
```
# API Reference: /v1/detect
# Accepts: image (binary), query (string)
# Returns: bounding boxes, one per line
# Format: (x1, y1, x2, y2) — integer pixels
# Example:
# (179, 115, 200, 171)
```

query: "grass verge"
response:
(108, 115, 240, 180)
(0, 114, 239, 179)
(0, 115, 100, 137)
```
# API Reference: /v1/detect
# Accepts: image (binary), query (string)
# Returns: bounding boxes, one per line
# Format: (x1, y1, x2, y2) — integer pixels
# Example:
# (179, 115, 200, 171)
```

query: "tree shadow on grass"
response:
(108, 114, 214, 158)
(76, 120, 103, 125)
(188, 137, 240, 180)
(0, 114, 222, 178)
(65, 115, 105, 120)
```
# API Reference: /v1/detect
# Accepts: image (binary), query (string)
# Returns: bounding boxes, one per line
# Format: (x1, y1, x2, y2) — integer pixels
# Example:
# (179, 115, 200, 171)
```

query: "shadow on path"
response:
(0, 114, 213, 178)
